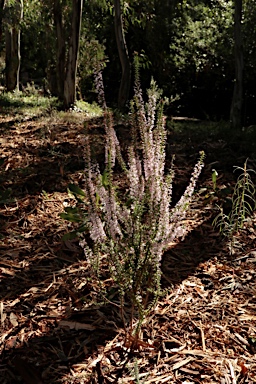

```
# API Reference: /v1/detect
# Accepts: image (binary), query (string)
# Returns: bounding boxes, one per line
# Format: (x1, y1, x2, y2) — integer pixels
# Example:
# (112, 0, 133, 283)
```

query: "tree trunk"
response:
(63, 0, 83, 109)
(230, 0, 243, 130)
(53, 0, 66, 99)
(5, 0, 23, 91)
(0, 0, 5, 43)
(114, 0, 131, 110)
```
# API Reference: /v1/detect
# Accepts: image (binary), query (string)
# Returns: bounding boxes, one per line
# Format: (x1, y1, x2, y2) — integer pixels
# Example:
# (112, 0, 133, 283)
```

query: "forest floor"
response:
(1, 95, 256, 384)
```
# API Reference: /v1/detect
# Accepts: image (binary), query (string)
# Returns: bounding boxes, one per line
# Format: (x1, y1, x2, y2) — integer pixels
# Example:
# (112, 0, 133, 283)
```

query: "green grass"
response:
(75, 99, 102, 116)
(0, 91, 59, 117)
(0, 92, 103, 120)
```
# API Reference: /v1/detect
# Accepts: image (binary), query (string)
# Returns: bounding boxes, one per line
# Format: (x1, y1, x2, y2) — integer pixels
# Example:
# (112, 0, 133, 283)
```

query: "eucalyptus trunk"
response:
(230, 0, 244, 130)
(0, 0, 5, 43)
(5, 0, 23, 91)
(53, 0, 66, 99)
(63, 0, 83, 109)
(114, 0, 131, 110)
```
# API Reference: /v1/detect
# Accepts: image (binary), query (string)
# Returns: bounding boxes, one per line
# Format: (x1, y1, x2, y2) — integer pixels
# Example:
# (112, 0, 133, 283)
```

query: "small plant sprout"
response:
(212, 169, 218, 191)
(63, 67, 205, 346)
(213, 159, 256, 253)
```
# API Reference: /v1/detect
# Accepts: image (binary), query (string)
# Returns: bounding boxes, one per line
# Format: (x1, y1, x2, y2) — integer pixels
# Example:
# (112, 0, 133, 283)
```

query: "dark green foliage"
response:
(68, 183, 86, 198)
(3, 0, 256, 122)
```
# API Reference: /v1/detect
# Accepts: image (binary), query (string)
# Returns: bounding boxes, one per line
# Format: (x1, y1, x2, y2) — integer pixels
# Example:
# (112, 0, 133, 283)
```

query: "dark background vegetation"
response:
(0, 0, 255, 124)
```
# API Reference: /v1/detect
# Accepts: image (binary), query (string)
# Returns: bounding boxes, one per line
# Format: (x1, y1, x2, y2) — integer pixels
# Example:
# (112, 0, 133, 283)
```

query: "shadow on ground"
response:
(1, 111, 255, 383)
(0, 214, 231, 383)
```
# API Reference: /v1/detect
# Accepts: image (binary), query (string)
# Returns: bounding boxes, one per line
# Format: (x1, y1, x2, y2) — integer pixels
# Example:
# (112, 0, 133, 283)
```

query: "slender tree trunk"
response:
(53, 0, 66, 99)
(5, 0, 23, 91)
(63, 0, 83, 109)
(114, 0, 131, 110)
(230, 0, 244, 130)
(0, 0, 5, 43)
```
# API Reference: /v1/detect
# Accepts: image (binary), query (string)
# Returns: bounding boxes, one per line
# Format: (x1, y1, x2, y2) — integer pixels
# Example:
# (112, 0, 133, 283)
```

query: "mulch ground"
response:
(1, 109, 256, 383)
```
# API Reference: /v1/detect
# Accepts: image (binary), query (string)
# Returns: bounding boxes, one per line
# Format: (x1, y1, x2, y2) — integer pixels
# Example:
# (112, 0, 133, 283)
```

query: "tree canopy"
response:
(0, 0, 255, 124)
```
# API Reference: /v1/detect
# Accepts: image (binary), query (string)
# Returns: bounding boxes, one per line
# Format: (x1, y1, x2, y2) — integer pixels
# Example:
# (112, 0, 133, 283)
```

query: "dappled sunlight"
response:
(1, 103, 256, 383)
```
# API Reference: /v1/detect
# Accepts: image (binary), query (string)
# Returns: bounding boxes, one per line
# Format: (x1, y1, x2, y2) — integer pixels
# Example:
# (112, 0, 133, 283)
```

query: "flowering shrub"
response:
(65, 73, 204, 338)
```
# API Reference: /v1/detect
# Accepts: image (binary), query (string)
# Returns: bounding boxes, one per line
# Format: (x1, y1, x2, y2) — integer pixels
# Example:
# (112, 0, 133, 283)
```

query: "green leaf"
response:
(68, 184, 86, 197)
(64, 206, 79, 214)
(59, 212, 82, 223)
(95, 192, 100, 208)
(101, 169, 109, 187)
(62, 231, 79, 241)
(76, 224, 88, 233)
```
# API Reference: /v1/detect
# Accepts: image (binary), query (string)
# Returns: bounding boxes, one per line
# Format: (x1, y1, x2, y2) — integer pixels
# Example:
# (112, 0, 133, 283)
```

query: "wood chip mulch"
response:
(0, 111, 256, 383)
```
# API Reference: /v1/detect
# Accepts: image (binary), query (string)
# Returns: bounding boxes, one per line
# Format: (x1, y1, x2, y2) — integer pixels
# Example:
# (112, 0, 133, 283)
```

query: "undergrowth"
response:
(213, 159, 256, 253)
(0, 91, 102, 119)
(0, 91, 58, 116)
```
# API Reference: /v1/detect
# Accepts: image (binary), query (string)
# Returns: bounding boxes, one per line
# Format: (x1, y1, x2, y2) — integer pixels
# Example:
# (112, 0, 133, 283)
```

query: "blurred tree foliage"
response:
(0, 0, 256, 123)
